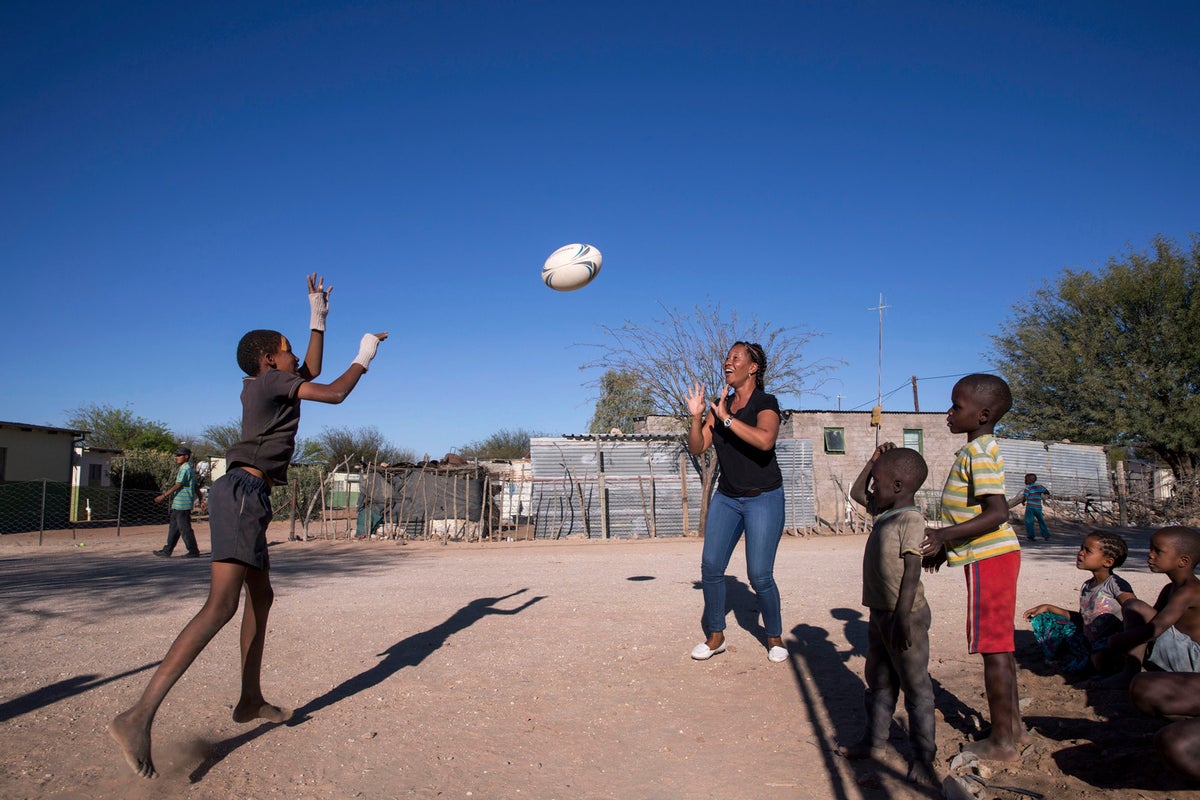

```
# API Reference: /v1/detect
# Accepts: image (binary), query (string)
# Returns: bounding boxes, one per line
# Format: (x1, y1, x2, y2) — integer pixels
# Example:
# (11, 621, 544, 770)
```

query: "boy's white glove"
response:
(309, 289, 329, 332)
(353, 333, 381, 370)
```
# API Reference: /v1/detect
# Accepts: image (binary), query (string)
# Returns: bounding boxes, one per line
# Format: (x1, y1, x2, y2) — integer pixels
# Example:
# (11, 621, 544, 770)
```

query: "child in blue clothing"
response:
(1008, 473, 1051, 541)
(1023, 531, 1135, 676)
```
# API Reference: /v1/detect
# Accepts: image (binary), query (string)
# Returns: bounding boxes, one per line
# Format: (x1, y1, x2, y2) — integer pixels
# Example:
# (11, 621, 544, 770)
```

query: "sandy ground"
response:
(0, 520, 1195, 800)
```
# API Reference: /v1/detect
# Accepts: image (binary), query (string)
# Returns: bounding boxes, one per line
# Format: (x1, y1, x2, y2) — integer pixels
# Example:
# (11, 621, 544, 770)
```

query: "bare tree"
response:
(580, 300, 840, 535)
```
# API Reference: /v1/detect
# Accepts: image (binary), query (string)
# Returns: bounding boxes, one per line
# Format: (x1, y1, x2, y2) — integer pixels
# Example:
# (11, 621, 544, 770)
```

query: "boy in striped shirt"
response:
(921, 374, 1025, 762)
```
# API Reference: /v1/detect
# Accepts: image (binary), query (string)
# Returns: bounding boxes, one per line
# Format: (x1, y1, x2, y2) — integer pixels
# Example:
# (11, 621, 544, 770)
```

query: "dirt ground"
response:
(0, 520, 1195, 800)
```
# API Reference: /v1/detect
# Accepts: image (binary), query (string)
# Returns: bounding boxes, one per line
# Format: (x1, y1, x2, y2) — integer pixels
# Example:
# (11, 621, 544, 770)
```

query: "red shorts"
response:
(964, 550, 1020, 654)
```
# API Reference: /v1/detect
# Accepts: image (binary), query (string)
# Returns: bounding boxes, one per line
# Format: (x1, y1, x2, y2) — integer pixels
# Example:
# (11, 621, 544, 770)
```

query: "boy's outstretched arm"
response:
(299, 273, 331, 381)
(920, 493, 1009, 556)
(298, 333, 387, 404)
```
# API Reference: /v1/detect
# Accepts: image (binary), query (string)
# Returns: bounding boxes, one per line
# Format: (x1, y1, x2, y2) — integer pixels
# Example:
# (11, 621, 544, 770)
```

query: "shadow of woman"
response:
(188, 588, 545, 783)
(690, 576, 768, 646)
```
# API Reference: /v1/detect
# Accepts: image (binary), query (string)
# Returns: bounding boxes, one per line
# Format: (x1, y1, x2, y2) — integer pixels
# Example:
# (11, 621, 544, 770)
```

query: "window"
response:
(823, 427, 846, 454)
(903, 428, 924, 454)
(88, 464, 103, 486)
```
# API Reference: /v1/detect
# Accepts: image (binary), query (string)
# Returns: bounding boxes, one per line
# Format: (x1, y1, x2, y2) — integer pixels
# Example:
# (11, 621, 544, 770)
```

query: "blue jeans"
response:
(1025, 507, 1049, 539)
(700, 487, 785, 637)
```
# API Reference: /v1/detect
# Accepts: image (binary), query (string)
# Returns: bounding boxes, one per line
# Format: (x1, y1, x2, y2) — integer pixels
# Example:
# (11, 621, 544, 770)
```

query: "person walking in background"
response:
(1009, 472, 1051, 541)
(685, 341, 788, 663)
(153, 446, 200, 558)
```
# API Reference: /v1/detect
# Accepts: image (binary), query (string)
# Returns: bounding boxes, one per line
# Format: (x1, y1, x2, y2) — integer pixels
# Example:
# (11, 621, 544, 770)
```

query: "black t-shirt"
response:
(713, 388, 783, 497)
(225, 368, 305, 485)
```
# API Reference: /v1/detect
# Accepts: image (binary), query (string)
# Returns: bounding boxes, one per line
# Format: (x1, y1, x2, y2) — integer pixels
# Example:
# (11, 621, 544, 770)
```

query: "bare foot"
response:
(907, 760, 939, 787)
(232, 700, 293, 724)
(835, 740, 881, 760)
(108, 710, 157, 779)
(964, 736, 1021, 762)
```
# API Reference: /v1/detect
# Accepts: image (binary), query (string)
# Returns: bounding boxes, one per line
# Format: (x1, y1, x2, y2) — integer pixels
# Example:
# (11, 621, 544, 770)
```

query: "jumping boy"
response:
(920, 374, 1025, 762)
(110, 274, 387, 779)
(1098, 525, 1200, 687)
(841, 443, 938, 787)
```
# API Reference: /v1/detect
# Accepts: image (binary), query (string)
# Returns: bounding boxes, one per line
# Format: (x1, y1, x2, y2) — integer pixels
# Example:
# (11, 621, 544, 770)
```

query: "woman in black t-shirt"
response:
(685, 342, 788, 663)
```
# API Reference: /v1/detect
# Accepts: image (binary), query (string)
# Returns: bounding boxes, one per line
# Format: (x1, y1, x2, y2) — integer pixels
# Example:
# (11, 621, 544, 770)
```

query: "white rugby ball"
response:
(542, 243, 602, 292)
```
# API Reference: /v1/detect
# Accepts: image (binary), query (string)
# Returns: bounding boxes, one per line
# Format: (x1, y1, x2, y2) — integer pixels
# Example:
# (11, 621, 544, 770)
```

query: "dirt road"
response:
(0, 523, 1191, 799)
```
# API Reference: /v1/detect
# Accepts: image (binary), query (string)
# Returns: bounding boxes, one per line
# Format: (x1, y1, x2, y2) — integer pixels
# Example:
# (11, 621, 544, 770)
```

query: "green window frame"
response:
(903, 428, 924, 454)
(823, 427, 846, 454)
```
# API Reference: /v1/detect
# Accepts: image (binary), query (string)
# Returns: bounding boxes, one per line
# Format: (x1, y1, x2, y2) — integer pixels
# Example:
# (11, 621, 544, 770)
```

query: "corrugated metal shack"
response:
(527, 435, 816, 539)
(356, 463, 489, 540)
(997, 438, 1112, 514)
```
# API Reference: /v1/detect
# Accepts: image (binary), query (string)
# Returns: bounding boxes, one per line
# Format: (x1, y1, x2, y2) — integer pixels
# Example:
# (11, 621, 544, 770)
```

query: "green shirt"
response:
(171, 462, 195, 511)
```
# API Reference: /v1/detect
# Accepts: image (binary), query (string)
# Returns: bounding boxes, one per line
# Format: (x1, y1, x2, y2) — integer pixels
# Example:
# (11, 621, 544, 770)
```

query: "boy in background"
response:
(1009, 473, 1051, 541)
(841, 443, 938, 787)
(921, 374, 1025, 762)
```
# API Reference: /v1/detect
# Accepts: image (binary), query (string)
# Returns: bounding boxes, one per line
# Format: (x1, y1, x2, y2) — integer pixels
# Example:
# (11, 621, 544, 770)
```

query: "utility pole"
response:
(868, 294, 890, 445)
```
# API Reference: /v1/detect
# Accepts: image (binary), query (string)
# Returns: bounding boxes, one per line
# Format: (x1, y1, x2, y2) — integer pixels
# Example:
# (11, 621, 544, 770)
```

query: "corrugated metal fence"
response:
(526, 436, 815, 539)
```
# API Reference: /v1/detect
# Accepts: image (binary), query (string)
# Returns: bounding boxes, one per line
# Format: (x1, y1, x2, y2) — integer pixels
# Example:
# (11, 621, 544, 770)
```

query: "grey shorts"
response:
(208, 468, 273, 570)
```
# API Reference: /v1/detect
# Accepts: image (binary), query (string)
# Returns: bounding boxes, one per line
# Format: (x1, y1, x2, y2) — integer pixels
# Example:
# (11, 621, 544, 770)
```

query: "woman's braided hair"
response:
(732, 341, 767, 390)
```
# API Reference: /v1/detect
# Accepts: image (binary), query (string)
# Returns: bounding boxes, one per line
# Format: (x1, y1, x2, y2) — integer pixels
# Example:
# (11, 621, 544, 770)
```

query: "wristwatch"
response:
(723, 416, 733, 428)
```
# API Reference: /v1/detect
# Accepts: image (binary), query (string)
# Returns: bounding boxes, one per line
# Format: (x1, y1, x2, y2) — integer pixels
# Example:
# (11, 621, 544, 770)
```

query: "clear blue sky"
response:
(4, 1, 1198, 458)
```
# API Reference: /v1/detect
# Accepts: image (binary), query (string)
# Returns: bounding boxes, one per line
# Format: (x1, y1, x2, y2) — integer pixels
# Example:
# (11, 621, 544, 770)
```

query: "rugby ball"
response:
(542, 243, 602, 292)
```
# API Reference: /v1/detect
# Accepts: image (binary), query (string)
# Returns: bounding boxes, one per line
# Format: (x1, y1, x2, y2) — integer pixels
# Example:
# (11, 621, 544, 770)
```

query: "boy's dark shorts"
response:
(208, 468, 273, 570)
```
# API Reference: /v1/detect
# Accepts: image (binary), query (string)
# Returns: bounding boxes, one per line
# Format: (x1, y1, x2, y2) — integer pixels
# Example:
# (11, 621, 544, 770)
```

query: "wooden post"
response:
(911, 375, 920, 412)
(289, 479, 298, 541)
(596, 440, 609, 539)
(1115, 458, 1128, 527)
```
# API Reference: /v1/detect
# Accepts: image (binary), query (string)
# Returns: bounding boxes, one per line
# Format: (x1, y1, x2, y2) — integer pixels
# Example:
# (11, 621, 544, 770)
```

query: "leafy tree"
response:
(580, 300, 839, 535)
(315, 425, 413, 469)
(459, 428, 549, 460)
(589, 370, 654, 434)
(992, 233, 1200, 477)
(201, 418, 242, 453)
(111, 448, 178, 493)
(66, 403, 177, 451)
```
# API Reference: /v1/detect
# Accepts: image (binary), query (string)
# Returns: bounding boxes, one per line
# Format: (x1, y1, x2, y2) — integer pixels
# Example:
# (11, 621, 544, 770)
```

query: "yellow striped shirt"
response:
(940, 434, 1020, 566)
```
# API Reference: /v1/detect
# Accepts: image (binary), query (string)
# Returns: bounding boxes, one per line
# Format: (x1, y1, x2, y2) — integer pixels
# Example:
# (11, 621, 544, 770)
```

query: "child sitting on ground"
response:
(1023, 531, 1135, 676)
(1098, 526, 1200, 687)
(1130, 672, 1200, 783)
(839, 442, 938, 787)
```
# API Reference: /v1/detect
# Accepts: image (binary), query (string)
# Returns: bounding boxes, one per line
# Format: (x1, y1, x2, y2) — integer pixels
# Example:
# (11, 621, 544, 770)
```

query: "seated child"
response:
(1023, 531, 1134, 675)
(1099, 526, 1200, 688)
(839, 443, 938, 788)
(1131, 672, 1200, 783)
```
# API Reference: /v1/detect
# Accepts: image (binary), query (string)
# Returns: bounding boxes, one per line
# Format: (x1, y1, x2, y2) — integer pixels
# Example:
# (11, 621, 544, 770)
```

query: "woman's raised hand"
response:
(685, 382, 707, 417)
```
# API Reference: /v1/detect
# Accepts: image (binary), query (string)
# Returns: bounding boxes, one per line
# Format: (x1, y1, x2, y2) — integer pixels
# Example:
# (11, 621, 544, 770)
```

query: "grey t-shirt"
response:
(225, 368, 305, 485)
(862, 506, 927, 612)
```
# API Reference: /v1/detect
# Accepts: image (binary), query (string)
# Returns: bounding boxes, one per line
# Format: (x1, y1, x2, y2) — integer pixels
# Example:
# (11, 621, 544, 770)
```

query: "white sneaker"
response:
(690, 640, 727, 660)
(768, 645, 788, 663)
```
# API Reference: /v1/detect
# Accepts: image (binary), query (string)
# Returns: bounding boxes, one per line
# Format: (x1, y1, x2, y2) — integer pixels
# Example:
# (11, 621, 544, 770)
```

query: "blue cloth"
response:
(1030, 611, 1091, 672)
(1024, 506, 1050, 539)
